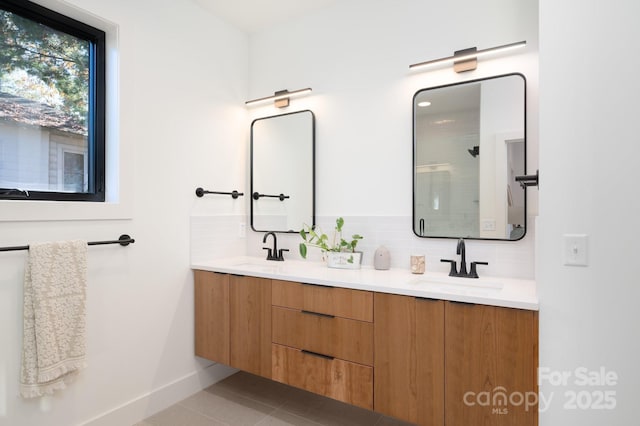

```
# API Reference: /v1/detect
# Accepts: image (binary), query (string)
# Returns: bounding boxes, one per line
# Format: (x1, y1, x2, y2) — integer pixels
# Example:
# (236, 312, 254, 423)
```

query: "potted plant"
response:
(299, 217, 364, 269)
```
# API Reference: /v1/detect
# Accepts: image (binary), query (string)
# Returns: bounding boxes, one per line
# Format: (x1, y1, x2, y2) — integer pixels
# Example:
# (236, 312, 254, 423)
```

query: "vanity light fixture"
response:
(245, 88, 312, 108)
(417, 101, 431, 107)
(409, 40, 526, 73)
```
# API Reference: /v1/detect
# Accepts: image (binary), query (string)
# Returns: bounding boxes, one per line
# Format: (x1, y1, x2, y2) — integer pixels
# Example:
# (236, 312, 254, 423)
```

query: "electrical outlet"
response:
(563, 234, 588, 266)
(238, 222, 246, 238)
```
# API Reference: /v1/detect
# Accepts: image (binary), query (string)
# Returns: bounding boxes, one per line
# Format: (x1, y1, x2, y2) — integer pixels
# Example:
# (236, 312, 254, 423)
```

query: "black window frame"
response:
(0, 0, 106, 202)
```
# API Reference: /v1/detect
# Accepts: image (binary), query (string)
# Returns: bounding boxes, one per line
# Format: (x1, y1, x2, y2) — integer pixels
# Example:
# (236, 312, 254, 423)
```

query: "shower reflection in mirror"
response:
(413, 73, 526, 240)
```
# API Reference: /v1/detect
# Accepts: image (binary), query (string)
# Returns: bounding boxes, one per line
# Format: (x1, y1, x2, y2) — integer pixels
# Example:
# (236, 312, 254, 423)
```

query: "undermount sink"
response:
(229, 260, 281, 273)
(411, 276, 504, 297)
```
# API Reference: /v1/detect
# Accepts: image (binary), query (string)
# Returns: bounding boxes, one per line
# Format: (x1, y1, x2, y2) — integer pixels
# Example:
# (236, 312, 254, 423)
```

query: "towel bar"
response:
(195, 187, 244, 199)
(0, 234, 135, 252)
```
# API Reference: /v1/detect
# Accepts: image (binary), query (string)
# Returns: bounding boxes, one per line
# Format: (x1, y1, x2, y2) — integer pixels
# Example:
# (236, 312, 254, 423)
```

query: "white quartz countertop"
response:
(191, 256, 538, 311)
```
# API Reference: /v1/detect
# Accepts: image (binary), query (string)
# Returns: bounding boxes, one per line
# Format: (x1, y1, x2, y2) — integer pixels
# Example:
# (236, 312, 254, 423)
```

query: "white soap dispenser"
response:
(374, 246, 391, 270)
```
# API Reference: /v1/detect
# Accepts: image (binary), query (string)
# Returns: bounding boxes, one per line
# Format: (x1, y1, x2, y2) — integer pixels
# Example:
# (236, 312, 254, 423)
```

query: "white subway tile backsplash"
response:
(190, 215, 247, 263)
(192, 214, 535, 280)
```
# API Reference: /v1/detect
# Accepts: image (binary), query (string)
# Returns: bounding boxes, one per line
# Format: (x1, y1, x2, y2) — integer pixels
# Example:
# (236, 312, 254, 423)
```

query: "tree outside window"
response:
(0, 0, 105, 201)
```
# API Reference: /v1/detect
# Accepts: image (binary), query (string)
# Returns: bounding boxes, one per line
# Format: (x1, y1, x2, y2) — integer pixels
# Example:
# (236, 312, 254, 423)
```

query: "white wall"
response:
(0, 0, 247, 424)
(538, 0, 640, 423)
(244, 0, 539, 279)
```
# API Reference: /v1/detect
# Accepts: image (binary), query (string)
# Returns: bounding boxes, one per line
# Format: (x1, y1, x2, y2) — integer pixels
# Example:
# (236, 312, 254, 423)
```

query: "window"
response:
(0, 0, 105, 201)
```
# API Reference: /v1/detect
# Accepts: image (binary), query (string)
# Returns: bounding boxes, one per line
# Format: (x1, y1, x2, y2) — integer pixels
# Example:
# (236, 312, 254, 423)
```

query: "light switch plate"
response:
(563, 234, 588, 266)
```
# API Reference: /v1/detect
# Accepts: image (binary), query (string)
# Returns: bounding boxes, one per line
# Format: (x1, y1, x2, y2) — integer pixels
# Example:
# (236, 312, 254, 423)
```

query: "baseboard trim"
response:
(80, 363, 237, 426)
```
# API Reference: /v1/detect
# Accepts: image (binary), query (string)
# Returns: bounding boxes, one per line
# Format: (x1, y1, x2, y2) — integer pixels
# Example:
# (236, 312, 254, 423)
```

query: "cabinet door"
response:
(374, 293, 444, 425)
(194, 271, 229, 364)
(445, 302, 538, 426)
(416, 298, 445, 426)
(374, 293, 417, 422)
(229, 275, 272, 378)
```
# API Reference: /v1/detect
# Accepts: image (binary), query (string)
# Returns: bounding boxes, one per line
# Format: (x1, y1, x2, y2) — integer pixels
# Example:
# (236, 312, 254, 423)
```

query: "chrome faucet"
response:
(440, 238, 488, 278)
(262, 232, 288, 261)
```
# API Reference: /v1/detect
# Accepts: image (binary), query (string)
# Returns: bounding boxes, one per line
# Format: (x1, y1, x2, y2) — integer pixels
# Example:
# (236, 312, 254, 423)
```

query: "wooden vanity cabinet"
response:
(229, 275, 272, 378)
(374, 295, 538, 426)
(194, 270, 229, 364)
(445, 301, 538, 426)
(194, 271, 272, 379)
(271, 279, 373, 321)
(374, 293, 445, 425)
(271, 280, 374, 409)
(271, 306, 373, 366)
(195, 271, 538, 426)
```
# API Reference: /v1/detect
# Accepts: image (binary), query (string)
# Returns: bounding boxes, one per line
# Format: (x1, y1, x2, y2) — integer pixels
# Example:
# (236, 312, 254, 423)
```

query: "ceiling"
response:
(194, 0, 340, 33)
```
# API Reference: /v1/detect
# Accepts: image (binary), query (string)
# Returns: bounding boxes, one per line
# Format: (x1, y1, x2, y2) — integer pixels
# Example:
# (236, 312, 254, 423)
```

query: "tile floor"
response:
(136, 371, 414, 426)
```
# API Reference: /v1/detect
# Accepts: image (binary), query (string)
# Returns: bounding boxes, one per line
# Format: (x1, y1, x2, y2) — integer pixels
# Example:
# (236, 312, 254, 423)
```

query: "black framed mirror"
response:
(250, 110, 315, 233)
(413, 73, 526, 240)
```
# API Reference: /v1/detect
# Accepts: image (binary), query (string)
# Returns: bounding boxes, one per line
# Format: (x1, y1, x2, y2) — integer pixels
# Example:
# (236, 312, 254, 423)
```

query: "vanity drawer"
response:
(272, 306, 373, 366)
(271, 343, 373, 410)
(271, 280, 373, 322)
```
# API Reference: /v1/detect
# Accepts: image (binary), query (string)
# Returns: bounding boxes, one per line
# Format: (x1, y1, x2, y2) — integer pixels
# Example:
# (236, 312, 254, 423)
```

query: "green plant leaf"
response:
(298, 217, 363, 257)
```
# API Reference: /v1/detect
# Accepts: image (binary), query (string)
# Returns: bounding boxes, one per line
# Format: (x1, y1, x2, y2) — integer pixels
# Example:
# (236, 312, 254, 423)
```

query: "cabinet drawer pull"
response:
(301, 349, 334, 360)
(301, 310, 335, 319)
(302, 282, 333, 289)
(449, 300, 476, 306)
(415, 296, 439, 302)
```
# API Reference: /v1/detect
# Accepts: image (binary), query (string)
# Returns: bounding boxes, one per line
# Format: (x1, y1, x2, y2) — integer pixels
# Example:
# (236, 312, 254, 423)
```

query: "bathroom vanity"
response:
(193, 257, 538, 426)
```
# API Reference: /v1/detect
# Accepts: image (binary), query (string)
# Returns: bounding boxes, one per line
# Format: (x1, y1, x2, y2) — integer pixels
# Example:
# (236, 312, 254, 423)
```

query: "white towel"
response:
(20, 240, 88, 398)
